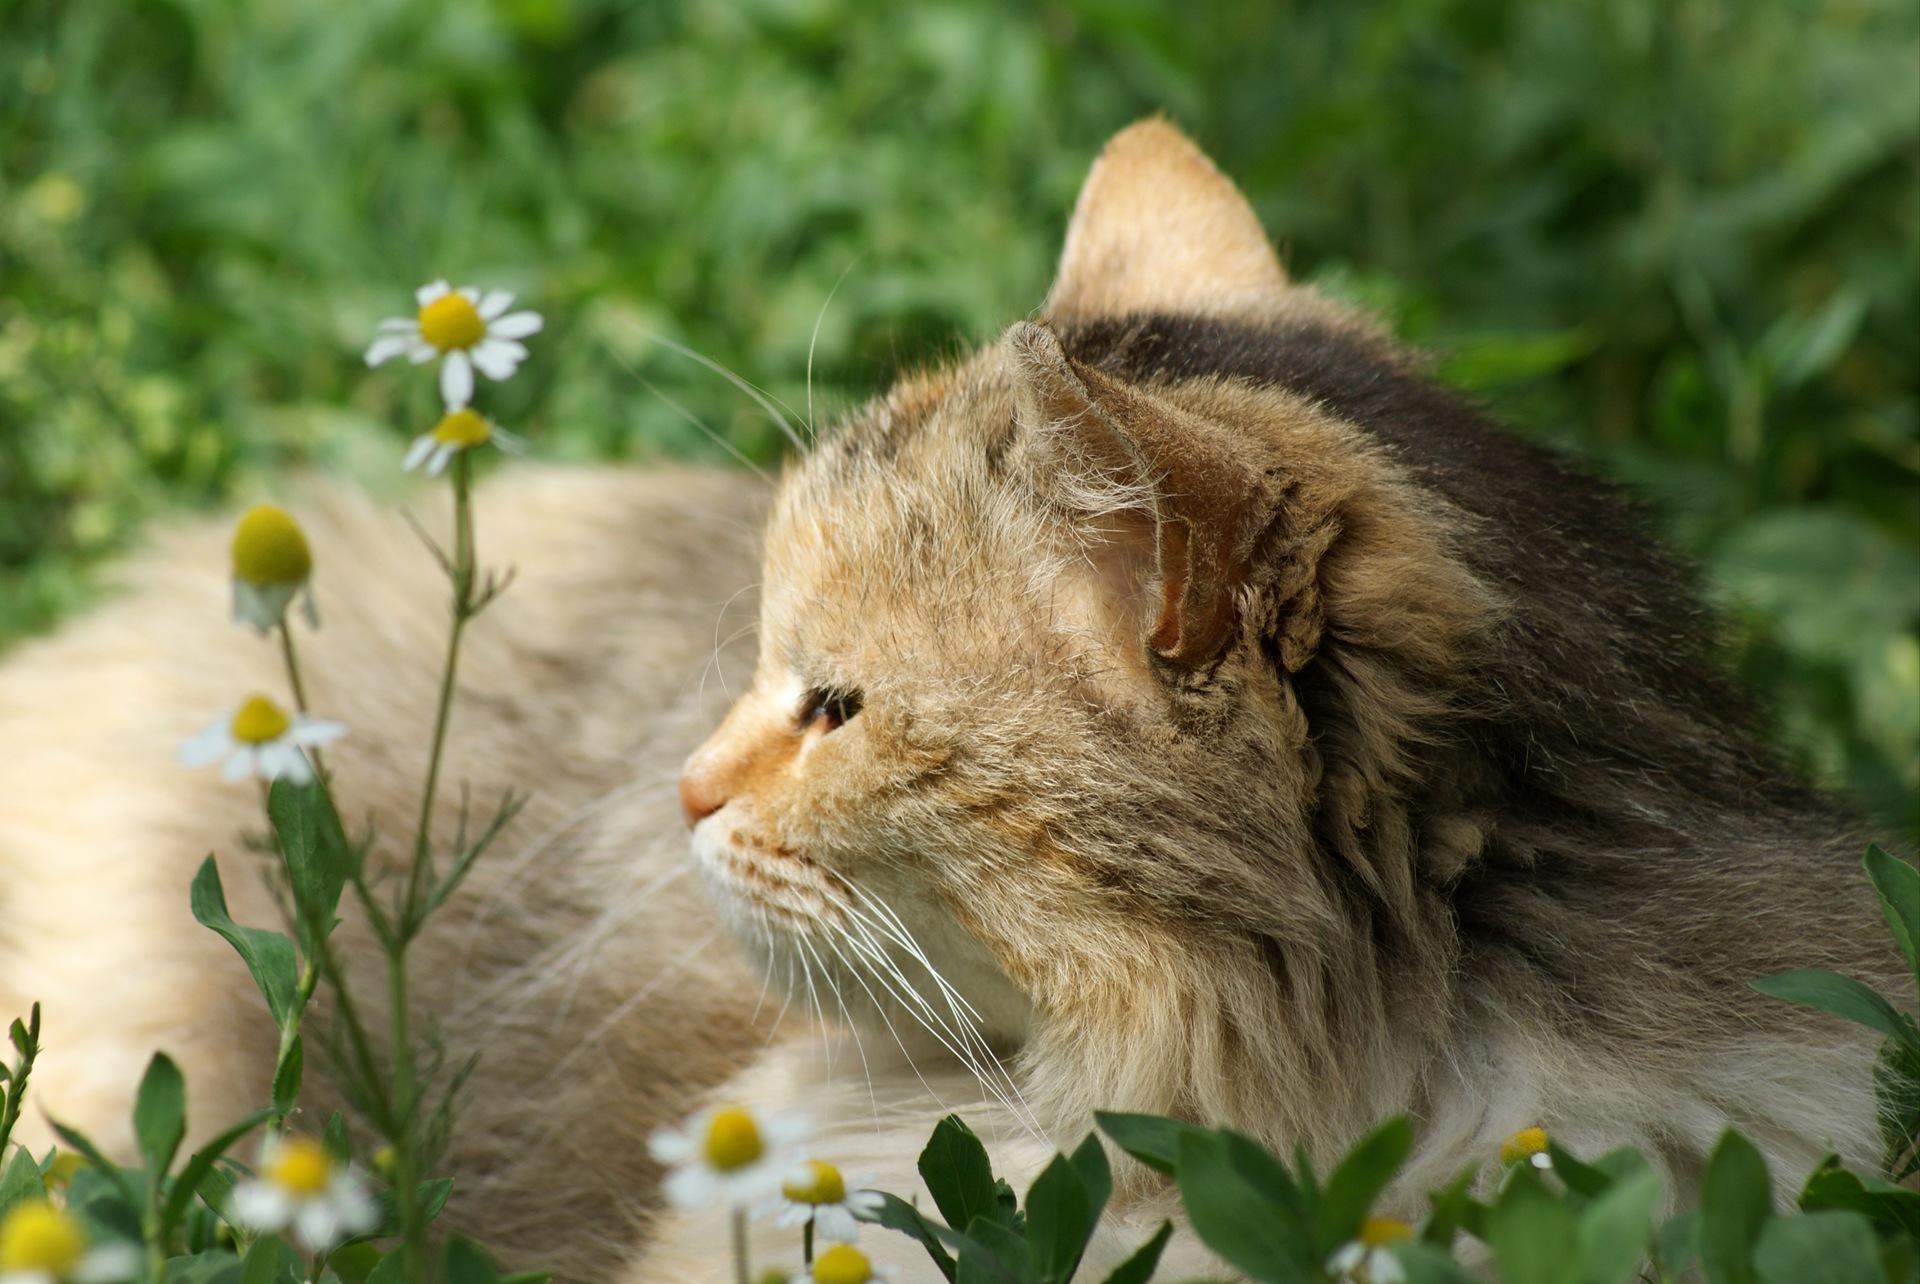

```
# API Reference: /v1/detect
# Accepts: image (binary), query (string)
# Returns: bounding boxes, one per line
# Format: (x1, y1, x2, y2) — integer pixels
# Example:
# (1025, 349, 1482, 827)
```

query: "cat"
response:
(0, 118, 1899, 1282)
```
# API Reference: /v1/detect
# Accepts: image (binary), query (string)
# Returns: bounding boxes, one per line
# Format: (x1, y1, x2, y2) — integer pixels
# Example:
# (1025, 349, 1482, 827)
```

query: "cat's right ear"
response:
(1006, 320, 1274, 672)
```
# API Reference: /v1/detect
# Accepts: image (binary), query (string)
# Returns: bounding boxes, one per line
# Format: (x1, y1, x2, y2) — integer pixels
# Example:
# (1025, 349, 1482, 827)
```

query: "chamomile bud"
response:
(178, 693, 345, 786)
(648, 1103, 809, 1211)
(402, 407, 526, 477)
(1326, 1216, 1412, 1284)
(230, 504, 318, 634)
(365, 281, 543, 409)
(1499, 1126, 1553, 1170)
(799, 1244, 892, 1284)
(229, 1136, 379, 1256)
(776, 1160, 884, 1243)
(0, 1200, 139, 1284)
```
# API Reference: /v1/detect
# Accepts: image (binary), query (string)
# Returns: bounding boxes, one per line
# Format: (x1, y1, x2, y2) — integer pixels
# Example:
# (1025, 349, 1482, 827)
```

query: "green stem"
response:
(804, 1214, 814, 1268)
(278, 622, 327, 780)
(270, 963, 321, 1133)
(731, 1207, 750, 1284)
(406, 454, 476, 933)
(389, 944, 427, 1280)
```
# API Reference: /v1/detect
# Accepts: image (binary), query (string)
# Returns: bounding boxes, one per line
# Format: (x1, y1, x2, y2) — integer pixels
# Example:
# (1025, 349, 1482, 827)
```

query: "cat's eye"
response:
(798, 686, 863, 734)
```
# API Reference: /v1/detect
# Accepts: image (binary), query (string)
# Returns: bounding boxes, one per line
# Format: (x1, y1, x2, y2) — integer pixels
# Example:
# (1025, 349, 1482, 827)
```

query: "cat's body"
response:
(0, 121, 1897, 1282)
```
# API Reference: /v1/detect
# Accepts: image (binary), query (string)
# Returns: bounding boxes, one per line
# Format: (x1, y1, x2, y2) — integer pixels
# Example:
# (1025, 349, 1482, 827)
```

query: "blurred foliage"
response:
(0, 0, 1914, 832)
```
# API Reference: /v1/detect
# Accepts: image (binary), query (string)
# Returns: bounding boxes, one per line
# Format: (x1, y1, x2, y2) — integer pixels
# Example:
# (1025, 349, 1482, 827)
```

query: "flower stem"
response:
(732, 1207, 750, 1284)
(804, 1215, 815, 1268)
(388, 943, 427, 1280)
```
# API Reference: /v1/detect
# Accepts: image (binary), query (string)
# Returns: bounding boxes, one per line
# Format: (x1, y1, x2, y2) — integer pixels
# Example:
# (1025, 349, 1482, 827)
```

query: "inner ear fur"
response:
(1007, 321, 1304, 671)
(1046, 117, 1289, 322)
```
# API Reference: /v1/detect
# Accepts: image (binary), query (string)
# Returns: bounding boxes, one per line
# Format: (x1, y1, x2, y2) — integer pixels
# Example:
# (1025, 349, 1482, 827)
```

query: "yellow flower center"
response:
(1500, 1126, 1550, 1165)
(41, 1152, 86, 1192)
(1358, 1216, 1413, 1248)
(811, 1244, 873, 1284)
(230, 505, 313, 587)
(431, 408, 493, 449)
(265, 1136, 334, 1197)
(701, 1106, 763, 1172)
(0, 1201, 86, 1274)
(230, 695, 292, 745)
(418, 292, 486, 351)
(782, 1159, 847, 1206)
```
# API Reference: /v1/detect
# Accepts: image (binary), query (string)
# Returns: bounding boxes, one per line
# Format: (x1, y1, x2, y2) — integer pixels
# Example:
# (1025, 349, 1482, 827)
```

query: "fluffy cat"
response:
(0, 120, 1898, 1281)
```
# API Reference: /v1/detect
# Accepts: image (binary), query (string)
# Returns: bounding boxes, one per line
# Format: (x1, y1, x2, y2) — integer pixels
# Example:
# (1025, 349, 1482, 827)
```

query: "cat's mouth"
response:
(690, 820, 851, 934)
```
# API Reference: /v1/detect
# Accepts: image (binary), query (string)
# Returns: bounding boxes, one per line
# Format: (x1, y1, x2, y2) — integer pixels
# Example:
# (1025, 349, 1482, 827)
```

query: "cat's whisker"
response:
(805, 255, 864, 444)
(816, 928, 956, 1126)
(844, 885, 994, 1030)
(800, 931, 884, 1124)
(639, 330, 806, 455)
(833, 907, 1042, 1137)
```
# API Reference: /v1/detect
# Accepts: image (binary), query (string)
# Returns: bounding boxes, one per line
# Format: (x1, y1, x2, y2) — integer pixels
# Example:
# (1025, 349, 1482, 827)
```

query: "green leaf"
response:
(0, 1147, 44, 1219)
(1698, 1130, 1774, 1284)
(1094, 1112, 1193, 1177)
(135, 1052, 187, 1180)
(1798, 1159, 1920, 1239)
(1654, 1210, 1700, 1279)
(1420, 1167, 1485, 1246)
(437, 1237, 503, 1284)
(1066, 1132, 1113, 1226)
(1488, 1169, 1577, 1284)
(1100, 1222, 1172, 1284)
(272, 1036, 303, 1118)
(1174, 1128, 1311, 1282)
(1394, 1241, 1482, 1284)
(160, 1108, 273, 1236)
(869, 1192, 958, 1281)
(267, 780, 353, 955)
(498, 1275, 552, 1284)
(241, 1234, 296, 1284)
(324, 1243, 381, 1284)
(1027, 1142, 1102, 1284)
(165, 1251, 244, 1284)
(1752, 1210, 1884, 1284)
(962, 1216, 1033, 1281)
(322, 1112, 351, 1164)
(51, 1120, 139, 1210)
(1572, 1161, 1659, 1284)
(365, 1250, 411, 1284)
(190, 858, 299, 1028)
(920, 1116, 1006, 1236)
(1750, 969, 1920, 1054)
(1866, 846, 1920, 990)
(1317, 1116, 1412, 1250)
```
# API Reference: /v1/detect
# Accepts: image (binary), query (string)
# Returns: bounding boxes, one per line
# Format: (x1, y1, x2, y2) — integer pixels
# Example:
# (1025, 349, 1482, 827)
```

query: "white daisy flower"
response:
(0, 1201, 140, 1284)
(1326, 1216, 1412, 1284)
(178, 694, 345, 786)
(230, 504, 318, 635)
(365, 280, 543, 409)
(1499, 1126, 1554, 1171)
(648, 1102, 809, 1212)
(228, 1136, 380, 1256)
(402, 407, 527, 477)
(774, 1160, 885, 1244)
(796, 1244, 893, 1284)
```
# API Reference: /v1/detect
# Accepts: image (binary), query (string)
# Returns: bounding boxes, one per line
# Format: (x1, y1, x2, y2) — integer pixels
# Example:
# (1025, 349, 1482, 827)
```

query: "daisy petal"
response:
(441, 350, 473, 408)
(425, 443, 453, 477)
(478, 290, 514, 320)
(469, 339, 524, 381)
(404, 337, 438, 365)
(403, 434, 437, 472)
(221, 748, 256, 783)
(375, 317, 415, 332)
(178, 721, 235, 767)
(365, 334, 413, 367)
(456, 285, 481, 303)
(489, 310, 543, 340)
(416, 280, 450, 307)
(291, 717, 348, 747)
(262, 743, 314, 786)
(492, 426, 529, 456)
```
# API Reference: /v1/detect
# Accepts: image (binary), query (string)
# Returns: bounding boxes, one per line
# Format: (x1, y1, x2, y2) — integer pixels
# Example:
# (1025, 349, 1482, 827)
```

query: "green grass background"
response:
(1, 0, 1915, 835)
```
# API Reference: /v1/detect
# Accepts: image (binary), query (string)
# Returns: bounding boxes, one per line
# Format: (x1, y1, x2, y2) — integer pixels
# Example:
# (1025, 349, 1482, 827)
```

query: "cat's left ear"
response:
(1007, 321, 1284, 671)
(1046, 118, 1288, 322)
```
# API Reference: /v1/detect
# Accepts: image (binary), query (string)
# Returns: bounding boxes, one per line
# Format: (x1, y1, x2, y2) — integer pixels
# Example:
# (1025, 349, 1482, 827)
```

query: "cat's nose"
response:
(678, 758, 728, 828)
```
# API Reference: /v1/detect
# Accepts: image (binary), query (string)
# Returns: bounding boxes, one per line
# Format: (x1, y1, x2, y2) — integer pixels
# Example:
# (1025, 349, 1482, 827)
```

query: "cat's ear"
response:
(1007, 320, 1270, 670)
(1045, 117, 1288, 322)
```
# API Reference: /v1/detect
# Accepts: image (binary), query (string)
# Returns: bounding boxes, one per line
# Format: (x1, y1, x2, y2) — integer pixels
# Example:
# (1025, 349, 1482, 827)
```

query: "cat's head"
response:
(678, 120, 1507, 1144)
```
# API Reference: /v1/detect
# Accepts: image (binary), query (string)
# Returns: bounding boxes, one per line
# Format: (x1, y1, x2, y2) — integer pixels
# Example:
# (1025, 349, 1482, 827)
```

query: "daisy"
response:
(1326, 1216, 1412, 1284)
(1499, 1126, 1554, 1171)
(797, 1244, 892, 1284)
(648, 1103, 809, 1212)
(230, 505, 318, 635)
(0, 1201, 139, 1284)
(228, 1136, 380, 1256)
(402, 407, 527, 478)
(775, 1160, 885, 1244)
(178, 694, 345, 786)
(365, 281, 542, 409)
